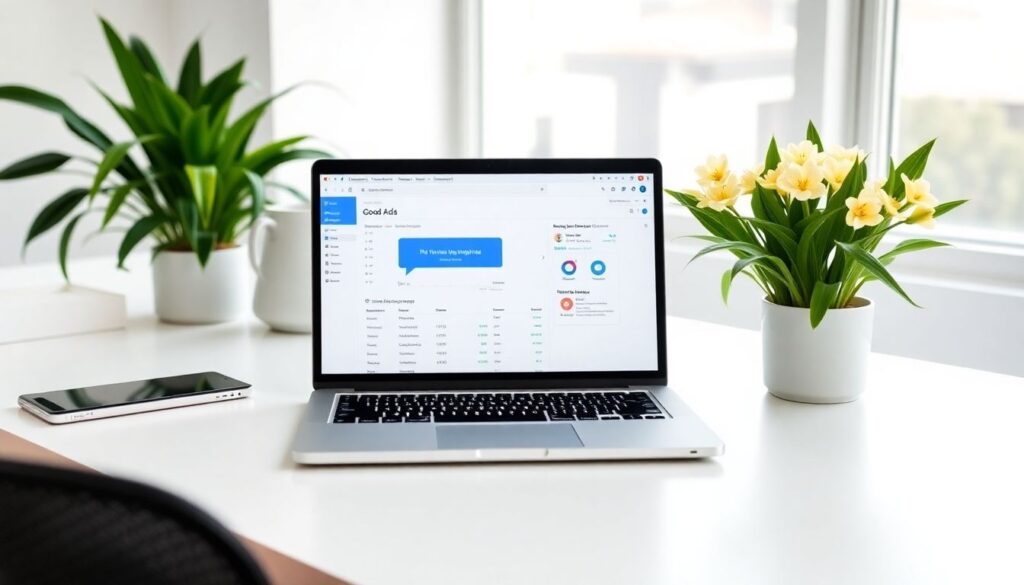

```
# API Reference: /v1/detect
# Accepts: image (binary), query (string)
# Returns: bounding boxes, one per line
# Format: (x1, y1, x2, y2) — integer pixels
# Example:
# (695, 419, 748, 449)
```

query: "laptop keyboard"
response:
(332, 391, 666, 424)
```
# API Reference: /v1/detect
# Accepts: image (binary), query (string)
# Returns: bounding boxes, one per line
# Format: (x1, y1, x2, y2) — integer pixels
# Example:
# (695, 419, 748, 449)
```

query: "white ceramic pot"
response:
(152, 247, 249, 324)
(762, 296, 874, 404)
(248, 203, 312, 333)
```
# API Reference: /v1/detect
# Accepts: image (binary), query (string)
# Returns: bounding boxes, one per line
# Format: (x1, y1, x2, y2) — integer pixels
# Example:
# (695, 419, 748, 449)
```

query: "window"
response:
(892, 0, 1024, 237)
(480, 0, 798, 188)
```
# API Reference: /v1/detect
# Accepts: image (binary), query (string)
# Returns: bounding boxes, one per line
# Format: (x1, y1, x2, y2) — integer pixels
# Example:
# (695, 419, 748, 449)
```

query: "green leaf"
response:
(197, 58, 246, 110)
(117, 215, 165, 268)
(885, 157, 897, 196)
(806, 120, 824, 150)
(177, 39, 202, 105)
(243, 148, 332, 177)
(717, 255, 779, 306)
(720, 269, 733, 304)
(0, 85, 113, 151)
(242, 135, 310, 170)
(58, 211, 88, 281)
(181, 106, 213, 163)
(144, 73, 191, 132)
(685, 234, 727, 244)
(764, 136, 781, 172)
(751, 184, 787, 225)
(242, 169, 265, 221)
(809, 280, 841, 329)
(837, 241, 920, 308)
(93, 83, 149, 136)
(175, 198, 199, 248)
(688, 240, 766, 267)
(129, 35, 166, 84)
(186, 164, 218, 228)
(892, 139, 935, 200)
(24, 187, 89, 248)
(795, 207, 842, 280)
(737, 216, 798, 260)
(100, 18, 162, 125)
(193, 231, 217, 267)
(88, 135, 156, 200)
(825, 158, 865, 211)
(878, 238, 949, 263)
(666, 191, 756, 245)
(665, 188, 698, 204)
(932, 199, 968, 219)
(102, 182, 135, 228)
(729, 252, 802, 304)
(217, 85, 306, 168)
(0, 152, 71, 180)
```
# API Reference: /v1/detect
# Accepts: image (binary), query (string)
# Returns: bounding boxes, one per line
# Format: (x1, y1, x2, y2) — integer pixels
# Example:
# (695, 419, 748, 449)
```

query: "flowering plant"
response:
(666, 121, 967, 328)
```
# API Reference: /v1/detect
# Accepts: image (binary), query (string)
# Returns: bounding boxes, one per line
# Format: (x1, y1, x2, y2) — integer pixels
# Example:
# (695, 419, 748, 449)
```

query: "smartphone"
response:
(18, 371, 252, 424)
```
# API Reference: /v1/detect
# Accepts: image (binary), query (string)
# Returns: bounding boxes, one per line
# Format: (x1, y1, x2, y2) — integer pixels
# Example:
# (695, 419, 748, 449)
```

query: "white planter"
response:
(249, 203, 312, 333)
(762, 296, 874, 404)
(152, 247, 249, 324)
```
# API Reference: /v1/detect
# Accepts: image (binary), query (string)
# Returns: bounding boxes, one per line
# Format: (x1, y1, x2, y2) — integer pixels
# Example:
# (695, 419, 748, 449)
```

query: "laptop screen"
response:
(317, 171, 660, 376)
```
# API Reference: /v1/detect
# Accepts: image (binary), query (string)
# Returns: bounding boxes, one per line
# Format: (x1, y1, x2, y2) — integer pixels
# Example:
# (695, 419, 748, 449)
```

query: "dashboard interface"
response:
(319, 172, 658, 375)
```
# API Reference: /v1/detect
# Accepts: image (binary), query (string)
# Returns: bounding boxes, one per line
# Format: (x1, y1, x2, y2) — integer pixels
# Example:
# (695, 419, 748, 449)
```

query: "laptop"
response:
(291, 158, 723, 464)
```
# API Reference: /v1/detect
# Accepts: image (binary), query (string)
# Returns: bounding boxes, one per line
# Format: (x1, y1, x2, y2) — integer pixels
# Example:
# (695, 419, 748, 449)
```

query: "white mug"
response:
(249, 204, 312, 333)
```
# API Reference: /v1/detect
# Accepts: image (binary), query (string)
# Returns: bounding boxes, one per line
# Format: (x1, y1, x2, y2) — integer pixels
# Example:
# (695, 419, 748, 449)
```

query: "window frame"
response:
(853, 0, 1024, 288)
(460, 0, 1024, 293)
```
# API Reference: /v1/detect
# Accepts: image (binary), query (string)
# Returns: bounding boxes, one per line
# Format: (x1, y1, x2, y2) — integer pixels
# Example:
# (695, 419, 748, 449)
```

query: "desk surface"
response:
(1, 259, 1022, 585)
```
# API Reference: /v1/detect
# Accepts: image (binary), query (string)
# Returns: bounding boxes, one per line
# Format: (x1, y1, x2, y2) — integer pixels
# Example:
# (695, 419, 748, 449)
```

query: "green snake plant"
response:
(0, 17, 329, 277)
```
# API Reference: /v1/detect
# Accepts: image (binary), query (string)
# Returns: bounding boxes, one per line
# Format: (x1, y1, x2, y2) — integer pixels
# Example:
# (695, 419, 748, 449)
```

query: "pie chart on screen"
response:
(560, 260, 577, 276)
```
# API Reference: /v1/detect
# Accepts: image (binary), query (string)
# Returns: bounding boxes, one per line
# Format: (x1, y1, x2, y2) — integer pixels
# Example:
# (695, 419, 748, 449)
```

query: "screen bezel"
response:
(21, 372, 251, 414)
(311, 158, 668, 390)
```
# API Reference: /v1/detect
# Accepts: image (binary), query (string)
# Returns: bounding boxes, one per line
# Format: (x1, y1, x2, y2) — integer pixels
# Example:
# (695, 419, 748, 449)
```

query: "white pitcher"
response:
(249, 203, 312, 333)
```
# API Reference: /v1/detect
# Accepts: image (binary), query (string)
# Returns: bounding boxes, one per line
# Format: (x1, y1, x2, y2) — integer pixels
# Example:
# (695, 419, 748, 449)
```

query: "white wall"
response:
(0, 0, 271, 268)
(266, 0, 457, 189)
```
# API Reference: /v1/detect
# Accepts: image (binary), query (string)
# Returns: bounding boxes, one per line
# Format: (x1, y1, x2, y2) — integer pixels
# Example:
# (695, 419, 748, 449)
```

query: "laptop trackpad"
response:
(436, 424, 583, 450)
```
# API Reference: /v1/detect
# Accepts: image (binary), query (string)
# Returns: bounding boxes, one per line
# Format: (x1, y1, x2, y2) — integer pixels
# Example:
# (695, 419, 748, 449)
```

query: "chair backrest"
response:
(0, 459, 270, 585)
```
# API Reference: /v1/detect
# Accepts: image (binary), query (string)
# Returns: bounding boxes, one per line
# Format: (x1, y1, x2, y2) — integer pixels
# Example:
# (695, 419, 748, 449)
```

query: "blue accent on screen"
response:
(398, 237, 503, 274)
(321, 197, 357, 225)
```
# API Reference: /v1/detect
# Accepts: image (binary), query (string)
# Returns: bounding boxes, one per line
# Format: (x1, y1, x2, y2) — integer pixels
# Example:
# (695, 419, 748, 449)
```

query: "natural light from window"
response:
(894, 0, 1024, 237)
(481, 0, 797, 189)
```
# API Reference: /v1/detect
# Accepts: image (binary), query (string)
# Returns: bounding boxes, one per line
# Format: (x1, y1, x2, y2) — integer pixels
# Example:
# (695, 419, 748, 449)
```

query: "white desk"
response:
(1, 258, 1022, 585)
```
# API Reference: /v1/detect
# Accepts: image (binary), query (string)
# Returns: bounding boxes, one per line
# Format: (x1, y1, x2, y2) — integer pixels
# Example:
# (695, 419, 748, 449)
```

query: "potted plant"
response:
(0, 18, 327, 323)
(667, 121, 966, 403)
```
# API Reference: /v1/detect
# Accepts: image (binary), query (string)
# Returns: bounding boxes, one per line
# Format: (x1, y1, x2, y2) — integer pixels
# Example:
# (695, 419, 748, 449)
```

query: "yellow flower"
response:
(826, 144, 866, 165)
(906, 205, 936, 228)
(823, 155, 854, 190)
(757, 165, 782, 191)
(696, 173, 741, 212)
(845, 190, 884, 229)
(695, 154, 729, 188)
(901, 174, 938, 209)
(776, 161, 827, 201)
(780, 140, 824, 167)
(863, 180, 905, 218)
(739, 163, 764, 194)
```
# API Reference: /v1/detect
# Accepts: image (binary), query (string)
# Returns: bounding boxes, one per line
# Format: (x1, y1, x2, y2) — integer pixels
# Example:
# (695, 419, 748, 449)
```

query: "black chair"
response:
(0, 459, 270, 585)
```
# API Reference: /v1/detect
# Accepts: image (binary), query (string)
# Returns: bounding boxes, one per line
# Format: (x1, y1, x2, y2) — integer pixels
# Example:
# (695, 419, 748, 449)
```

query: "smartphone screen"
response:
(22, 372, 250, 414)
